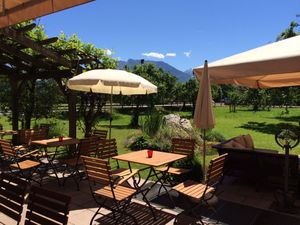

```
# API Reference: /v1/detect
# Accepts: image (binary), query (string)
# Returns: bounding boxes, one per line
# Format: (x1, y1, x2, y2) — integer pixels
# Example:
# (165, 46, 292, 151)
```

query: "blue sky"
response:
(39, 0, 299, 71)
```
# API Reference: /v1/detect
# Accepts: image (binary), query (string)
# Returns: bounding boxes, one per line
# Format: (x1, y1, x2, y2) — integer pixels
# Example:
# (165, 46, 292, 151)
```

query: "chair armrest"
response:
(18, 149, 40, 159)
(114, 169, 139, 185)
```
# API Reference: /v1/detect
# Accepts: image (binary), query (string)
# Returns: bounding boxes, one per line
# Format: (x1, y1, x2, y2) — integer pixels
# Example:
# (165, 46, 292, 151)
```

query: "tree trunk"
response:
(131, 96, 140, 128)
(68, 91, 77, 138)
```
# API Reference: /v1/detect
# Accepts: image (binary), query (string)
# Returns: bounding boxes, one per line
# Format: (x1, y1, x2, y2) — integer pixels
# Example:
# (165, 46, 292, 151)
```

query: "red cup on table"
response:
(147, 150, 153, 158)
(58, 136, 64, 142)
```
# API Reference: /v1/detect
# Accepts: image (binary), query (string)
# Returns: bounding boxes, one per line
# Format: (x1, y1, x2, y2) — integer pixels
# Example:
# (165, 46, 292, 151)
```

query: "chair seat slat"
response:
(27, 203, 67, 224)
(0, 204, 21, 221)
(157, 167, 191, 175)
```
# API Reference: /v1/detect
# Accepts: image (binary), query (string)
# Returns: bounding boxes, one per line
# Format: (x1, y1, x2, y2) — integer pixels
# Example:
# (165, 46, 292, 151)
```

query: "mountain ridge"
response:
(117, 59, 192, 82)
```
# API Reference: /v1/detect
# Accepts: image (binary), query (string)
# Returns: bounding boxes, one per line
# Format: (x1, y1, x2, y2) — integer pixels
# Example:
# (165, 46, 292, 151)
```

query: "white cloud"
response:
(105, 49, 112, 56)
(166, 53, 176, 57)
(183, 51, 191, 57)
(142, 52, 165, 59)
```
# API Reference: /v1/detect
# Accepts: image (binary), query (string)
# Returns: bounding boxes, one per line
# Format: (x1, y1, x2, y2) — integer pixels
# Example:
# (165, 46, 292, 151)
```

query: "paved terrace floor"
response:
(1, 173, 300, 225)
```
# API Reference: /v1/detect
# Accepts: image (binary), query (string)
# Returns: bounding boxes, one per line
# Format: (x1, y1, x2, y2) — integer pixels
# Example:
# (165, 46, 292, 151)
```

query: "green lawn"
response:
(1, 106, 300, 169)
(213, 106, 300, 154)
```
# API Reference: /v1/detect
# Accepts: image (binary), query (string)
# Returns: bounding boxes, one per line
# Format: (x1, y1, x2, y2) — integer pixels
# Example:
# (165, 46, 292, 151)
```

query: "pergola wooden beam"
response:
(0, 41, 54, 69)
(73, 58, 96, 65)
(34, 69, 73, 79)
(15, 23, 36, 33)
(1, 27, 72, 67)
(0, 56, 29, 70)
(0, 63, 17, 75)
(38, 37, 58, 45)
(57, 48, 77, 55)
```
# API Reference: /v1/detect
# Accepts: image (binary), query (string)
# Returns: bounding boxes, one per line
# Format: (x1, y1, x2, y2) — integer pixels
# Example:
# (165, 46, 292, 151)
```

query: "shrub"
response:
(205, 130, 226, 142)
(47, 122, 64, 138)
(141, 110, 163, 138)
(124, 131, 149, 151)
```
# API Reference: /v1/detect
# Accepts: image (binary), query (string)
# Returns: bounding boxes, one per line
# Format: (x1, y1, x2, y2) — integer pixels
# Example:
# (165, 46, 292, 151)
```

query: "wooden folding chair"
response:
(81, 156, 139, 225)
(158, 138, 196, 176)
(0, 173, 28, 225)
(156, 138, 196, 195)
(0, 139, 42, 185)
(15, 128, 48, 152)
(92, 129, 108, 139)
(173, 153, 228, 225)
(62, 137, 100, 190)
(25, 186, 71, 225)
(97, 138, 139, 185)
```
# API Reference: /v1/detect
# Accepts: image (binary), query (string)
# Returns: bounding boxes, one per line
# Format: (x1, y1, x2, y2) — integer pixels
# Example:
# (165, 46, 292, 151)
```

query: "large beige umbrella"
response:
(194, 60, 215, 179)
(67, 69, 157, 138)
(0, 0, 94, 29)
(193, 35, 300, 88)
(193, 36, 300, 203)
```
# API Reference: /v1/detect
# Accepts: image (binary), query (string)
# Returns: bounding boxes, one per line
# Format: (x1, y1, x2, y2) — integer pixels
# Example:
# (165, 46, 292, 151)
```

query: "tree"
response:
(277, 21, 299, 41)
(274, 21, 300, 113)
(54, 32, 117, 136)
(183, 78, 198, 114)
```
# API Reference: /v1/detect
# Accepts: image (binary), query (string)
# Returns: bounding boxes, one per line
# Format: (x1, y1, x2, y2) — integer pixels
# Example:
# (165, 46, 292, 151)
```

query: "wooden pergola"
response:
(0, 23, 99, 138)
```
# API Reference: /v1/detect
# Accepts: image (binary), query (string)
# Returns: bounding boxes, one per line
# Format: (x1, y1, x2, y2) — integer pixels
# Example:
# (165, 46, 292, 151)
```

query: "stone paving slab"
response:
(1, 173, 300, 224)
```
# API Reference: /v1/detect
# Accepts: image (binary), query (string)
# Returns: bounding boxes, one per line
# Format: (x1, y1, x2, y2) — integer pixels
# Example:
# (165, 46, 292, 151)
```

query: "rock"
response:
(163, 114, 193, 131)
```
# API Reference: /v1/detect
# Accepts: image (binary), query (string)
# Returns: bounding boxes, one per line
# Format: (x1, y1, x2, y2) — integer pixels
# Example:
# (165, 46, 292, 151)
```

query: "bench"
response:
(212, 134, 300, 193)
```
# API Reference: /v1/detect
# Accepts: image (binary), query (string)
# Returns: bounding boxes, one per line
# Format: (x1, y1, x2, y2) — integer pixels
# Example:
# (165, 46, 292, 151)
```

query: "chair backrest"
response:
(31, 128, 48, 141)
(97, 138, 118, 159)
(171, 138, 196, 158)
(75, 136, 99, 158)
(39, 124, 51, 135)
(25, 186, 71, 225)
(206, 153, 228, 187)
(0, 139, 16, 157)
(93, 129, 108, 139)
(81, 155, 112, 186)
(17, 129, 31, 145)
(0, 173, 28, 224)
(17, 128, 48, 146)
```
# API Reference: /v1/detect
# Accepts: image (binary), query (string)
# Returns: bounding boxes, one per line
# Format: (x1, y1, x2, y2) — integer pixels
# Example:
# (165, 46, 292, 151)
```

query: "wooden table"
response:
(0, 130, 17, 139)
(31, 137, 79, 185)
(113, 149, 186, 167)
(31, 137, 79, 147)
(113, 150, 187, 205)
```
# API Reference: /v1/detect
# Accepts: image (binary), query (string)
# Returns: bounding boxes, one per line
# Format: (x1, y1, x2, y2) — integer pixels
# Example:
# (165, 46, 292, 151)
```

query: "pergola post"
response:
(9, 77, 19, 131)
(68, 91, 77, 138)
(9, 77, 20, 144)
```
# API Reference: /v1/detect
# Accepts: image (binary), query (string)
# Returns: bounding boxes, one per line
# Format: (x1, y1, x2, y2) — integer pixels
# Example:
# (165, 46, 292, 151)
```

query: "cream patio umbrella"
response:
(193, 35, 300, 206)
(193, 35, 300, 88)
(193, 60, 215, 179)
(67, 69, 157, 138)
(0, 0, 94, 29)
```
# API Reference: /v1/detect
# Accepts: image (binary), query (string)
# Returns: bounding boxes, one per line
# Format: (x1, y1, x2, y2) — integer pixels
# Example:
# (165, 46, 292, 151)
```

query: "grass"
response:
(1, 106, 300, 172)
(213, 106, 300, 154)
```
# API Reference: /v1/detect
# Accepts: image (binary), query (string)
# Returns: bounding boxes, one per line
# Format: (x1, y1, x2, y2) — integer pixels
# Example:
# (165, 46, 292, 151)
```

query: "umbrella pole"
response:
(109, 86, 113, 139)
(203, 129, 206, 182)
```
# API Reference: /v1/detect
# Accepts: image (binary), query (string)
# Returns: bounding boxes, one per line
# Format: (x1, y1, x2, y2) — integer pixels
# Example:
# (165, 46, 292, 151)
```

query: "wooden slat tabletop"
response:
(31, 137, 79, 147)
(113, 150, 186, 167)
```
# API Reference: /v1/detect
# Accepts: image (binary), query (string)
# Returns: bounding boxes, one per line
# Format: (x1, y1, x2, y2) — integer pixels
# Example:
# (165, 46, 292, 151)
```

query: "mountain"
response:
(118, 59, 192, 82)
(184, 68, 194, 77)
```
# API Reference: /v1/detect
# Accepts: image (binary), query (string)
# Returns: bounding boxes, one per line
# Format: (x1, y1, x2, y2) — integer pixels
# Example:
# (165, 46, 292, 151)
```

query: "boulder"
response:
(163, 114, 193, 131)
